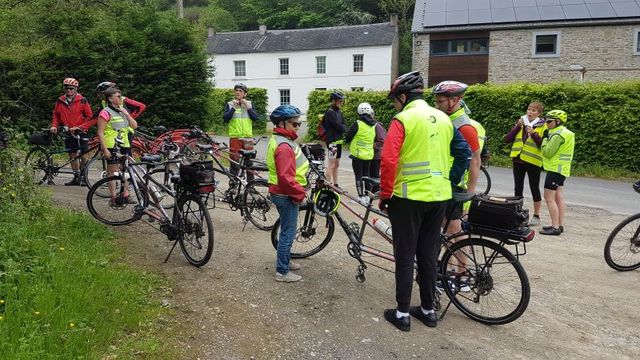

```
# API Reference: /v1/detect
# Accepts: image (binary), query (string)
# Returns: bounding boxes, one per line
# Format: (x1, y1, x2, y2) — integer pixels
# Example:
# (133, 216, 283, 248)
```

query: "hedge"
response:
(307, 82, 640, 172)
(206, 88, 268, 134)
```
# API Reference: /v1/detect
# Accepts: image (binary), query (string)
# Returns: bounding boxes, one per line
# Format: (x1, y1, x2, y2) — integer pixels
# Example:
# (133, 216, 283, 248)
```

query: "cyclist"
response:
(380, 71, 470, 331)
(432, 81, 481, 234)
(97, 87, 138, 205)
(50, 77, 93, 186)
(223, 83, 259, 180)
(345, 102, 378, 203)
(322, 92, 347, 186)
(266, 105, 309, 283)
(540, 110, 575, 236)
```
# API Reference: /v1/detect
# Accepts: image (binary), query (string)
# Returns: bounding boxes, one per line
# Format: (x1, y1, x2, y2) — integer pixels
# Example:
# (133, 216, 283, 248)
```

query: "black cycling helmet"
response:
(234, 83, 248, 92)
(388, 71, 424, 99)
(96, 81, 116, 93)
(330, 92, 345, 101)
(269, 105, 302, 125)
(633, 180, 640, 194)
(313, 188, 341, 217)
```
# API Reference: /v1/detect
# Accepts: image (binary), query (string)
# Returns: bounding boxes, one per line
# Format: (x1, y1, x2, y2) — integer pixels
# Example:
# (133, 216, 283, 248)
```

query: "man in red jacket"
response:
(49, 77, 93, 185)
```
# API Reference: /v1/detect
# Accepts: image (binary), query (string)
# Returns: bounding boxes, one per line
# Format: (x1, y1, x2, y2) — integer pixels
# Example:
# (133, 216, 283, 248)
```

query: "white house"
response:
(207, 20, 399, 112)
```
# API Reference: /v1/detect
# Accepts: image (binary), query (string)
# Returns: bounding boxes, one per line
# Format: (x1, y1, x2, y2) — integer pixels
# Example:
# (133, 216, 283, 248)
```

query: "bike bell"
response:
(313, 188, 340, 217)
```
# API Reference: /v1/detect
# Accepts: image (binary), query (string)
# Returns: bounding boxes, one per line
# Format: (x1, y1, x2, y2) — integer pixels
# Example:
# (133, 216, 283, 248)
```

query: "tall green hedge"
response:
(206, 88, 268, 134)
(307, 82, 640, 172)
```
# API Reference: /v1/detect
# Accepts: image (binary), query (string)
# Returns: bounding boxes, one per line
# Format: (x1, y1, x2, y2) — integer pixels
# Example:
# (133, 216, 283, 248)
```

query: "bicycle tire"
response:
(604, 213, 640, 271)
(440, 238, 530, 325)
(83, 154, 110, 196)
(148, 168, 176, 209)
(177, 193, 214, 267)
(243, 179, 278, 231)
(478, 166, 492, 195)
(25, 147, 50, 185)
(86, 175, 138, 226)
(271, 202, 335, 258)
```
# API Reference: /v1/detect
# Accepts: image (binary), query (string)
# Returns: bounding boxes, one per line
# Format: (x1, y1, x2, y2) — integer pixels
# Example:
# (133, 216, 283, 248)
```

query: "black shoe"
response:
(79, 176, 87, 187)
(383, 309, 410, 332)
(65, 177, 81, 186)
(540, 226, 562, 236)
(409, 306, 438, 328)
(542, 225, 564, 233)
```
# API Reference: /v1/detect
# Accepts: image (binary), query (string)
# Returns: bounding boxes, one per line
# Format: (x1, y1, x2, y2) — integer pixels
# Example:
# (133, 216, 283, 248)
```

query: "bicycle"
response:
(603, 181, 640, 271)
(477, 150, 492, 195)
(271, 158, 533, 325)
(85, 136, 214, 267)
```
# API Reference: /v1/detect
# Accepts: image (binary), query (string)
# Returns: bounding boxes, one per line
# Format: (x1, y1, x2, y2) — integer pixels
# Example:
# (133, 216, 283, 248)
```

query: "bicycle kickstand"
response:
(440, 299, 453, 321)
(163, 240, 180, 263)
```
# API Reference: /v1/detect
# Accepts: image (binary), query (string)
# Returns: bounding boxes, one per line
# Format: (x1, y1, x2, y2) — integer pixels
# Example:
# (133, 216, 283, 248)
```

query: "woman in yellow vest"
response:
(97, 87, 138, 205)
(266, 105, 309, 283)
(540, 110, 575, 236)
(345, 102, 378, 203)
(504, 101, 546, 225)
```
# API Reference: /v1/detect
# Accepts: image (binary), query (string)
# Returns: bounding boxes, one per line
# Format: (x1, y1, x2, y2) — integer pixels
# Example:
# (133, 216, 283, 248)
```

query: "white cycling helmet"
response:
(357, 102, 374, 116)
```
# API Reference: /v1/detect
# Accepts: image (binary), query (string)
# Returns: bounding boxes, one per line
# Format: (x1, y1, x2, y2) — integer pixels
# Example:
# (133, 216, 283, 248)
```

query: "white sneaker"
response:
(529, 216, 541, 226)
(359, 196, 370, 205)
(275, 272, 302, 282)
(289, 262, 301, 271)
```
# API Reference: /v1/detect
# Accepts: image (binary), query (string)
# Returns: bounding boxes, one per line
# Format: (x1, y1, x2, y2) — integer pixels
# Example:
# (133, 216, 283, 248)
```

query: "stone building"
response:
(412, 0, 640, 86)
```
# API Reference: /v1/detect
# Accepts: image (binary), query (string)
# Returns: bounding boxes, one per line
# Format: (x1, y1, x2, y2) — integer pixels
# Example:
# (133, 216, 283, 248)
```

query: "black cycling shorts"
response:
(544, 171, 566, 190)
(327, 143, 342, 159)
(444, 187, 465, 220)
(64, 132, 89, 154)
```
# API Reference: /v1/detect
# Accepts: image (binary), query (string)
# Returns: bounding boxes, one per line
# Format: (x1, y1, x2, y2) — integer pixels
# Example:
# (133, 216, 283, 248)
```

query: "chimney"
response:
(259, 24, 267, 36)
(207, 27, 215, 38)
(390, 14, 398, 27)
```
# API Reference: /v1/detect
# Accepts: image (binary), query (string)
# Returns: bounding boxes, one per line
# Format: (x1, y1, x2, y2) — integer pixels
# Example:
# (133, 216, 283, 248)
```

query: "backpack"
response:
(317, 114, 328, 142)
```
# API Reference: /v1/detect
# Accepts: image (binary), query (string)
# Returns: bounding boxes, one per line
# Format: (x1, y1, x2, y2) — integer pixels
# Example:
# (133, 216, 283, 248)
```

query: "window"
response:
(279, 89, 290, 105)
(234, 60, 246, 77)
(353, 54, 364, 72)
(351, 87, 364, 92)
(279, 58, 289, 76)
(532, 32, 560, 57)
(635, 29, 640, 55)
(316, 56, 326, 74)
(430, 39, 489, 56)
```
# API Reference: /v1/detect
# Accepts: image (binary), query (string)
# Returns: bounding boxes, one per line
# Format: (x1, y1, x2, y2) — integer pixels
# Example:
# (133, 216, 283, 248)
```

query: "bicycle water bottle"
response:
(372, 218, 393, 238)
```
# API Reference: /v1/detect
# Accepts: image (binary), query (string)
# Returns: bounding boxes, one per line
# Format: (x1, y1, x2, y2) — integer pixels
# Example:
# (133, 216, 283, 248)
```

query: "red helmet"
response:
(388, 71, 424, 99)
(432, 81, 468, 97)
(63, 78, 79, 87)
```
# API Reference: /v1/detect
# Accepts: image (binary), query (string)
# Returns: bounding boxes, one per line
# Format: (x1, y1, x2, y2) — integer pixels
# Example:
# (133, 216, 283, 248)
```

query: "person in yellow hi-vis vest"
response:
(504, 101, 546, 226)
(223, 83, 259, 179)
(345, 102, 380, 204)
(540, 110, 575, 236)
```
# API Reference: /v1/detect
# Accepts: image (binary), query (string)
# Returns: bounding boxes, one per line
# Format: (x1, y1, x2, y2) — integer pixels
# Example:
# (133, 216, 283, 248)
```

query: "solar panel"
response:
(469, 0, 492, 10)
(562, 4, 592, 17)
(446, 10, 470, 25)
(515, 6, 543, 20)
(492, 7, 518, 21)
(586, 2, 617, 17)
(447, 0, 468, 12)
(611, 1, 640, 16)
(469, 9, 494, 23)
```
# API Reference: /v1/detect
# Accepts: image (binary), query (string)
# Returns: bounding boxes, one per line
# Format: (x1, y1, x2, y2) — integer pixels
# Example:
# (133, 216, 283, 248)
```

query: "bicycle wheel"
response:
(148, 168, 176, 209)
(83, 154, 110, 196)
(604, 213, 640, 271)
(177, 193, 214, 267)
(25, 147, 50, 185)
(477, 166, 491, 195)
(440, 238, 530, 325)
(271, 202, 335, 258)
(86, 175, 138, 226)
(243, 179, 278, 231)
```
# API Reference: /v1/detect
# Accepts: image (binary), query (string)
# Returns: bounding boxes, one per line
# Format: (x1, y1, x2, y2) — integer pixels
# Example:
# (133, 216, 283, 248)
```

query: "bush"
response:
(306, 82, 640, 172)
(207, 88, 268, 134)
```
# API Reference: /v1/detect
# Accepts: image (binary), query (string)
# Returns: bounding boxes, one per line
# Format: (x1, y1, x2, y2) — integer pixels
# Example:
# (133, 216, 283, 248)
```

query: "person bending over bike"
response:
(224, 83, 259, 181)
(97, 87, 138, 206)
(380, 71, 470, 331)
(50, 77, 93, 186)
(267, 105, 309, 283)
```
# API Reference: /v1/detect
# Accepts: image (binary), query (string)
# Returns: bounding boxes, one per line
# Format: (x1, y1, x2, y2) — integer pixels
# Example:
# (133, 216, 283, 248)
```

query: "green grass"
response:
(0, 153, 176, 359)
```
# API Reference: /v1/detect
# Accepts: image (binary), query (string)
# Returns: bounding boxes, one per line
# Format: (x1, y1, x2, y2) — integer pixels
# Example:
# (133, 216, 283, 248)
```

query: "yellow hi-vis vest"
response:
(103, 107, 131, 148)
(510, 119, 546, 167)
(393, 99, 453, 202)
(543, 126, 575, 177)
(102, 97, 134, 134)
(350, 120, 375, 160)
(267, 134, 309, 187)
(228, 100, 253, 138)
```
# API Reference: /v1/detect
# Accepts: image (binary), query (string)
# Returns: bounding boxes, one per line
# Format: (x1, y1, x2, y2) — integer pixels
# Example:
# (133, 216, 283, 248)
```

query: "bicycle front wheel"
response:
(440, 238, 530, 325)
(25, 147, 50, 185)
(86, 175, 138, 226)
(271, 202, 335, 258)
(477, 166, 492, 195)
(604, 213, 640, 271)
(243, 179, 279, 231)
(177, 193, 214, 267)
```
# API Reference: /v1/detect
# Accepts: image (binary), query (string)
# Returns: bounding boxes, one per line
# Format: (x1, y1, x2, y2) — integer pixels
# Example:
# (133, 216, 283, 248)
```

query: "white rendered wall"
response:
(210, 45, 393, 112)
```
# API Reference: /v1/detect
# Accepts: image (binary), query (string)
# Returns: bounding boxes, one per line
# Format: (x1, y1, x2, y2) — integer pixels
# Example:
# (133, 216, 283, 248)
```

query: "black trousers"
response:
(351, 157, 371, 196)
(512, 160, 542, 202)
(370, 159, 381, 192)
(388, 197, 447, 312)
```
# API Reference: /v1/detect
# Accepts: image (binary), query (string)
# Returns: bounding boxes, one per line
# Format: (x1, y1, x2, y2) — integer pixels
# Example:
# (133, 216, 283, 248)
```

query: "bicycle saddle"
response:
(196, 144, 213, 151)
(141, 154, 163, 163)
(453, 192, 476, 203)
(360, 176, 380, 187)
(239, 149, 257, 159)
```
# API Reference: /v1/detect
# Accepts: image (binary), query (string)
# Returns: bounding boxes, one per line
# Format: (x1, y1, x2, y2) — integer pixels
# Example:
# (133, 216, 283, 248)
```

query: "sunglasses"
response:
(287, 121, 302, 128)
(64, 86, 77, 90)
(545, 119, 557, 123)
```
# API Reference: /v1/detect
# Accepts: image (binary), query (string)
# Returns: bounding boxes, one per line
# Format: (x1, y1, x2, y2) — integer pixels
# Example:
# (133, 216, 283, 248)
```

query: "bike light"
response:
(525, 229, 536, 242)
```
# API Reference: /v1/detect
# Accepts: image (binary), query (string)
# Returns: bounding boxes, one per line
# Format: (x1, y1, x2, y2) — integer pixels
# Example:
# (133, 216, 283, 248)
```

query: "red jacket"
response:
(51, 94, 93, 130)
(268, 127, 306, 203)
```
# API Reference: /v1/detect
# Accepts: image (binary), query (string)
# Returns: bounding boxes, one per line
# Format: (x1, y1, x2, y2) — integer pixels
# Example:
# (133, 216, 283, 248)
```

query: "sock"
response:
(421, 307, 434, 315)
(396, 310, 409, 318)
(533, 214, 540, 218)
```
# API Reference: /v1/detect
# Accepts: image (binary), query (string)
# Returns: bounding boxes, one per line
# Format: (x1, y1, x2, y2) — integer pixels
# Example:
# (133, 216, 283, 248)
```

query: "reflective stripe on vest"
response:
(393, 99, 453, 202)
(228, 100, 253, 138)
(350, 120, 375, 160)
(543, 126, 575, 177)
(103, 107, 131, 148)
(267, 134, 309, 187)
(102, 98, 134, 134)
(510, 121, 546, 167)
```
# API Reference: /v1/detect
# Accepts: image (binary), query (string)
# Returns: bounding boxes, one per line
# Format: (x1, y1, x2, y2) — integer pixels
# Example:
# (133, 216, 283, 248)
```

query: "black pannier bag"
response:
(179, 160, 215, 193)
(467, 195, 533, 242)
(301, 143, 325, 161)
(29, 132, 52, 146)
